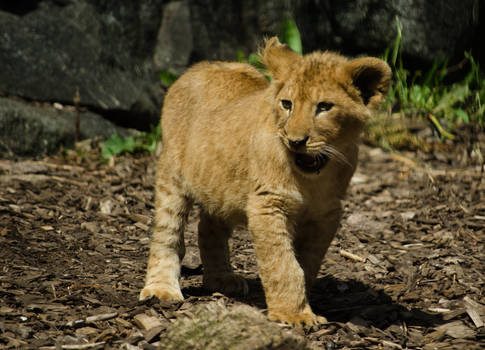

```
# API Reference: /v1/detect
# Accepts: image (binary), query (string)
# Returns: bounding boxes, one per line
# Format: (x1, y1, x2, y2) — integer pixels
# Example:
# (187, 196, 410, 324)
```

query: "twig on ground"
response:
(464, 296, 485, 328)
(39, 342, 105, 350)
(339, 249, 366, 263)
(65, 312, 118, 327)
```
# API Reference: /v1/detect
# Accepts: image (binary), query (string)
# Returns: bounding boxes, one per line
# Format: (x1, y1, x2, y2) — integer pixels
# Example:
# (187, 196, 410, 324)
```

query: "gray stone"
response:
(0, 1, 164, 129)
(187, 0, 290, 61)
(0, 97, 134, 157)
(154, 1, 193, 75)
(293, 0, 480, 63)
(159, 301, 317, 350)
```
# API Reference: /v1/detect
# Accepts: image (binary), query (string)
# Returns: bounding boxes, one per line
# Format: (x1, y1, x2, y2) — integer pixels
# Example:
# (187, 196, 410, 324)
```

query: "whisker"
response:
(280, 136, 352, 168)
(321, 144, 352, 168)
(308, 142, 326, 148)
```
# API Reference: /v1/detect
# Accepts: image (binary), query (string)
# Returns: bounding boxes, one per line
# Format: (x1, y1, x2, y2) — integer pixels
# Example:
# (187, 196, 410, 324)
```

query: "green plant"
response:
(365, 114, 431, 152)
(279, 19, 303, 55)
(463, 52, 485, 125)
(237, 18, 303, 68)
(384, 17, 484, 137)
(101, 124, 161, 160)
(236, 50, 262, 67)
(159, 70, 178, 86)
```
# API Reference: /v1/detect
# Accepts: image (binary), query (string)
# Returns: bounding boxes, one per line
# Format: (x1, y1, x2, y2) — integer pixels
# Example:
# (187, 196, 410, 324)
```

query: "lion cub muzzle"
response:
(284, 136, 329, 174)
(293, 151, 329, 173)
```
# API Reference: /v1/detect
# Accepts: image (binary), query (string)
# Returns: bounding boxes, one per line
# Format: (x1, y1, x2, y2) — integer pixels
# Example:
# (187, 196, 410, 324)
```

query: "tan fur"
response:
(140, 37, 391, 327)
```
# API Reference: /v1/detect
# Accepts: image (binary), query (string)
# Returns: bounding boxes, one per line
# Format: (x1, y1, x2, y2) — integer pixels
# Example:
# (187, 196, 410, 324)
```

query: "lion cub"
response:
(140, 37, 391, 327)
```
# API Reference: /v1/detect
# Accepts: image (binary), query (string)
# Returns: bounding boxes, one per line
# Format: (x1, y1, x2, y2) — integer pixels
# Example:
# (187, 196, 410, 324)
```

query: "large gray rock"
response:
(0, 97, 133, 157)
(154, 1, 193, 75)
(158, 301, 317, 350)
(293, 0, 480, 63)
(195, 0, 481, 65)
(0, 0, 164, 129)
(187, 0, 290, 61)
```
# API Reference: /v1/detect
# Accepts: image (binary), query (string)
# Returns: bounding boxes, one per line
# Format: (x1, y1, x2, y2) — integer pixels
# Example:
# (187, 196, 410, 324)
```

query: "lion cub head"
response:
(261, 37, 391, 175)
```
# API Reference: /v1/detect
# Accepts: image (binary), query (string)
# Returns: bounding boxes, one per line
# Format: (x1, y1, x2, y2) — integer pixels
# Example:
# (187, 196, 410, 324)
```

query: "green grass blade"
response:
(280, 19, 302, 54)
(455, 108, 470, 123)
(427, 114, 455, 140)
(159, 70, 178, 86)
(391, 16, 402, 67)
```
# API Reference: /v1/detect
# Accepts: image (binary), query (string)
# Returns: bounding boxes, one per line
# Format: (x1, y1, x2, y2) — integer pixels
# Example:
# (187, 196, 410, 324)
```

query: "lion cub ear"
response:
(260, 37, 302, 80)
(345, 57, 392, 109)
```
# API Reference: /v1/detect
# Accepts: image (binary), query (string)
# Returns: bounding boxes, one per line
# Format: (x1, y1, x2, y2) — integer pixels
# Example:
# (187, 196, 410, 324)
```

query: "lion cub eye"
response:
(281, 100, 292, 110)
(316, 102, 334, 114)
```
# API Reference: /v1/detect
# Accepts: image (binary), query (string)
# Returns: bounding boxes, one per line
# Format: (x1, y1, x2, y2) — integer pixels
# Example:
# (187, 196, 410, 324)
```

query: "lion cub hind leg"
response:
(295, 209, 341, 294)
(198, 211, 248, 296)
(139, 175, 189, 302)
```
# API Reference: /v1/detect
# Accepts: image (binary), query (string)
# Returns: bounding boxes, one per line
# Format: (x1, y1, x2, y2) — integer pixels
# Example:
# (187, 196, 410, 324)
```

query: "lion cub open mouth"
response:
(293, 152, 329, 173)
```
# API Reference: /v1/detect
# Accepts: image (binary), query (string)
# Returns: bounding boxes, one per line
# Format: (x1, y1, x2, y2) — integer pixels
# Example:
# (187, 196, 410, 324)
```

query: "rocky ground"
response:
(0, 136, 484, 349)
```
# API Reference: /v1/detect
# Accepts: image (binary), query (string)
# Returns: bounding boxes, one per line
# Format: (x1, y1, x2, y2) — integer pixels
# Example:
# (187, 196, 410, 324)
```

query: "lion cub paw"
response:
(139, 283, 184, 302)
(203, 273, 249, 297)
(268, 308, 327, 329)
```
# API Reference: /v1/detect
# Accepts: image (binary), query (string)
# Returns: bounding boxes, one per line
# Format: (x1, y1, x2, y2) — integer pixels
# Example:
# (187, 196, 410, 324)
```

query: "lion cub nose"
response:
(288, 136, 308, 150)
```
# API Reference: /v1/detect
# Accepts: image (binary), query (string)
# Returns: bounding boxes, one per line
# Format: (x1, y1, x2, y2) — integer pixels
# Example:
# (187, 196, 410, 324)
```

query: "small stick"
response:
(381, 340, 403, 349)
(40, 342, 105, 350)
(51, 283, 57, 299)
(339, 249, 366, 263)
(74, 88, 81, 143)
(65, 312, 118, 327)
(51, 175, 86, 187)
(85, 312, 118, 323)
(390, 154, 417, 168)
(464, 296, 485, 328)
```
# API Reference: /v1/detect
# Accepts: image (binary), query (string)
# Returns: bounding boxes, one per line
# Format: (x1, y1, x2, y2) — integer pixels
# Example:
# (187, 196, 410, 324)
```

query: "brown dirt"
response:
(1, 136, 484, 349)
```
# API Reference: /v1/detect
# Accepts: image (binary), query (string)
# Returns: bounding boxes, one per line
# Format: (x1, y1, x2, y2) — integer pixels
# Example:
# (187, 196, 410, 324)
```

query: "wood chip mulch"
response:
(0, 140, 484, 349)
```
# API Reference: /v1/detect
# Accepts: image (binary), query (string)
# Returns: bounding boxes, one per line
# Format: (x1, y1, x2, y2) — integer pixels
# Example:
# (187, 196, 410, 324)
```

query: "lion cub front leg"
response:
(198, 211, 248, 296)
(247, 197, 322, 328)
(139, 175, 189, 302)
